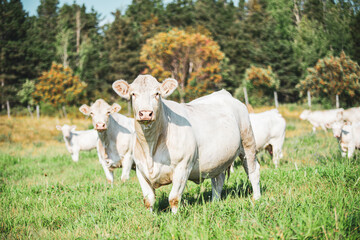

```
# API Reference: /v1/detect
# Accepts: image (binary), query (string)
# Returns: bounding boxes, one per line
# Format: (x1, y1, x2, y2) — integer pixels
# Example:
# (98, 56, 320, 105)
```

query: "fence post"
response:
(336, 94, 340, 108)
(6, 100, 10, 118)
(307, 90, 311, 109)
(36, 105, 40, 119)
(62, 105, 67, 118)
(128, 101, 131, 117)
(27, 105, 33, 118)
(243, 87, 249, 106)
(274, 91, 279, 108)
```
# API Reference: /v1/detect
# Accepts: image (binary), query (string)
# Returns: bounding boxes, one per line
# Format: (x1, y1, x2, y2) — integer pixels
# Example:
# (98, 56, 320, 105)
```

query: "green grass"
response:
(1, 120, 360, 238)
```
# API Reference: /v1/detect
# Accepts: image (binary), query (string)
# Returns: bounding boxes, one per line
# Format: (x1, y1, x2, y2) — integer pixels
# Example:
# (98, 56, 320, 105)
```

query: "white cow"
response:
(112, 75, 261, 214)
(79, 99, 135, 184)
(300, 109, 344, 132)
(342, 107, 360, 123)
(249, 109, 286, 167)
(56, 124, 98, 162)
(330, 121, 360, 158)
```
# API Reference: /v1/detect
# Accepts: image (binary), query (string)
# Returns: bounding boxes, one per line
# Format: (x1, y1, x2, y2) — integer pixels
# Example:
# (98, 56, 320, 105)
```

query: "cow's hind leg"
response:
(211, 172, 225, 200)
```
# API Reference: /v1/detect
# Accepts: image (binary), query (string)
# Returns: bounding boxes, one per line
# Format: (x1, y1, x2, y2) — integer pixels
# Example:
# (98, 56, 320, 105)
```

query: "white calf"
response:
(331, 121, 360, 158)
(249, 109, 286, 167)
(79, 99, 135, 184)
(56, 124, 98, 162)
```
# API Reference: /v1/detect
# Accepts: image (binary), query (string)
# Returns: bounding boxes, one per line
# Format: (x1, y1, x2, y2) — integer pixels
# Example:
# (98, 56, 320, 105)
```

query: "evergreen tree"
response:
(0, 0, 29, 109)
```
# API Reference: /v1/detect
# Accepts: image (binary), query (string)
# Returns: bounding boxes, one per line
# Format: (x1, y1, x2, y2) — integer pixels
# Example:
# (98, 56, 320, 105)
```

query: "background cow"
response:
(300, 109, 343, 132)
(79, 99, 135, 184)
(56, 124, 98, 162)
(112, 75, 261, 214)
(330, 121, 360, 158)
(249, 109, 286, 167)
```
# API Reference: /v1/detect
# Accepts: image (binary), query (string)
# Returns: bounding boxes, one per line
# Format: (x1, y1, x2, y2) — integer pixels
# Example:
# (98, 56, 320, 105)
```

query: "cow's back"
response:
(73, 129, 98, 150)
(250, 109, 286, 150)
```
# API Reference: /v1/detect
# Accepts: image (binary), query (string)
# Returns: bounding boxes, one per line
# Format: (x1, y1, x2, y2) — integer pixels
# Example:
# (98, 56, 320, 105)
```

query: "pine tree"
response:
(0, 0, 29, 109)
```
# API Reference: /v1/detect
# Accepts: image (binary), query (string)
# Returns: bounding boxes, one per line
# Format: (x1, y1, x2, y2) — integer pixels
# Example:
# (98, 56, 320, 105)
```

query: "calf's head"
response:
(79, 99, 121, 132)
(329, 121, 344, 138)
(112, 75, 178, 124)
(56, 124, 76, 139)
(299, 110, 310, 120)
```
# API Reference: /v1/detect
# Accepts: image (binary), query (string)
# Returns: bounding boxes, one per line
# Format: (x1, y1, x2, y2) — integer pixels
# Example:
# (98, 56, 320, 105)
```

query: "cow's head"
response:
(79, 99, 121, 132)
(329, 121, 344, 138)
(299, 110, 310, 120)
(112, 75, 178, 124)
(56, 124, 76, 139)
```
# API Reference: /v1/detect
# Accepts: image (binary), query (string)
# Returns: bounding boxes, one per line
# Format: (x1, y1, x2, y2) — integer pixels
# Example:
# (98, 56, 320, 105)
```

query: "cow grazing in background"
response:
(330, 121, 360, 158)
(112, 75, 261, 214)
(249, 109, 286, 168)
(342, 107, 360, 123)
(79, 99, 135, 184)
(56, 124, 98, 162)
(300, 108, 344, 132)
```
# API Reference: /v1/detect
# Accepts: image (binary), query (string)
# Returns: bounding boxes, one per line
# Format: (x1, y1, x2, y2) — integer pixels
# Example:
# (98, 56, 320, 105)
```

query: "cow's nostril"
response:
(139, 112, 143, 117)
(149, 112, 153, 117)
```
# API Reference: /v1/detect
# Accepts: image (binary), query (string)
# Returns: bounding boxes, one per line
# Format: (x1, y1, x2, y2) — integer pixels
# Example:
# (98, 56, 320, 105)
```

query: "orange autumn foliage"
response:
(33, 63, 87, 106)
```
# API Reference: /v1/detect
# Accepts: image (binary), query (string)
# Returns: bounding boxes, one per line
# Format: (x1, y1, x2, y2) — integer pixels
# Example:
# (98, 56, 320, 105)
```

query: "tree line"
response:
(1, 0, 360, 115)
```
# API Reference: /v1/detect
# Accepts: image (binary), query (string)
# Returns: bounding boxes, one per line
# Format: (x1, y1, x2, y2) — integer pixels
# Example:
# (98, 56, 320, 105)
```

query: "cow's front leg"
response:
(211, 172, 225, 200)
(136, 167, 155, 212)
(120, 153, 133, 183)
(347, 144, 355, 158)
(71, 148, 80, 162)
(169, 161, 192, 214)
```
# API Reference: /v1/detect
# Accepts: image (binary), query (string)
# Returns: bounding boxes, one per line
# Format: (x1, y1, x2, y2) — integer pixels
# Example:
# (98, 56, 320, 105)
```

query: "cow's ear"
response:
(79, 104, 91, 115)
(325, 123, 332, 129)
(111, 103, 121, 113)
(160, 78, 178, 98)
(71, 125, 77, 131)
(56, 125, 62, 130)
(113, 80, 130, 100)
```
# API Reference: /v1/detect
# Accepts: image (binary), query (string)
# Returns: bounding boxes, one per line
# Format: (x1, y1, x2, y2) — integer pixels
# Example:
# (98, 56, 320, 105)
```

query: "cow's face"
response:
(113, 75, 178, 125)
(330, 121, 344, 138)
(56, 124, 76, 139)
(79, 99, 121, 132)
(300, 110, 310, 120)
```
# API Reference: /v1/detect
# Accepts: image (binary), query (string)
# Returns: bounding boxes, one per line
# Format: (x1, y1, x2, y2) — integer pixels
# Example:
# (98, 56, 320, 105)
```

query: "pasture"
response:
(1, 105, 359, 239)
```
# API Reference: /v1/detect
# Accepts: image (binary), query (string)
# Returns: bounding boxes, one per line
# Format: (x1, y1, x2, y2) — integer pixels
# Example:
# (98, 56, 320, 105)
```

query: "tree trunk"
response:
(293, 0, 301, 25)
(27, 105, 33, 118)
(76, 8, 81, 55)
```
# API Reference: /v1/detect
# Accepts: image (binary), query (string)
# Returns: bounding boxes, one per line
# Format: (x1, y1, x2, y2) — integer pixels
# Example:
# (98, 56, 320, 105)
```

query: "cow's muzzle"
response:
(95, 122, 107, 132)
(138, 110, 154, 121)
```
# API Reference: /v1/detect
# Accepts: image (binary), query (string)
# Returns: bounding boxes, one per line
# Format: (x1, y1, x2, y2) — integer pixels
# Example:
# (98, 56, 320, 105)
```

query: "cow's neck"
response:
(97, 116, 117, 150)
(64, 135, 72, 153)
(135, 103, 167, 158)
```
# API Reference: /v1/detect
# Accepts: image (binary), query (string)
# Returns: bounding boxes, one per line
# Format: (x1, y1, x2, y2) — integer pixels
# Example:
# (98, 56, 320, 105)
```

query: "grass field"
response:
(1, 105, 360, 239)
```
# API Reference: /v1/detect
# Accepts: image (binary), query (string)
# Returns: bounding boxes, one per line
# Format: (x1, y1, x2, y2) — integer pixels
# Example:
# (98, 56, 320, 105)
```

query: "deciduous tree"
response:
(140, 28, 224, 102)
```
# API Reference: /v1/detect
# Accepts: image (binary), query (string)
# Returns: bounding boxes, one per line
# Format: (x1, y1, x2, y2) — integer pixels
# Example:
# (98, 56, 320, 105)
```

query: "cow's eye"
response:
(90, 112, 94, 116)
(155, 92, 160, 98)
(107, 111, 111, 115)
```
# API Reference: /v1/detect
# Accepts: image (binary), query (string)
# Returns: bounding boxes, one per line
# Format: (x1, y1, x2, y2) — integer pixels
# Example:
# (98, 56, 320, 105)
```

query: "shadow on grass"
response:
(154, 175, 267, 214)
